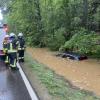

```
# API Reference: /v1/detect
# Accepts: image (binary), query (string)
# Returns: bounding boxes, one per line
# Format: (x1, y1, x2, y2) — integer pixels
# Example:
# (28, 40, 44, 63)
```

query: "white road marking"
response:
(17, 62, 38, 100)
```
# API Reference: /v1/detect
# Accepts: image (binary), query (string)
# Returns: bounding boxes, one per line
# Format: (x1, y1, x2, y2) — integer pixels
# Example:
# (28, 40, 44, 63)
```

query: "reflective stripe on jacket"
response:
(3, 41, 8, 53)
(8, 38, 18, 53)
(18, 38, 25, 50)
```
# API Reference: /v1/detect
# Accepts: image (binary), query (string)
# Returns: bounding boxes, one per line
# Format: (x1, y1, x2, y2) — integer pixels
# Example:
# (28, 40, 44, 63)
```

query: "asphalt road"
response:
(0, 61, 31, 100)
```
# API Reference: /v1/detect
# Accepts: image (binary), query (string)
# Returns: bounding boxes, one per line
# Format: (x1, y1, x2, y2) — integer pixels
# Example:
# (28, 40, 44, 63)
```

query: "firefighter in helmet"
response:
(3, 34, 9, 66)
(7, 33, 18, 70)
(17, 33, 25, 62)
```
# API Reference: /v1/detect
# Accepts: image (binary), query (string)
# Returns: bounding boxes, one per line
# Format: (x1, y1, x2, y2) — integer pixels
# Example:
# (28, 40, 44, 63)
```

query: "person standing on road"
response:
(3, 34, 10, 66)
(7, 33, 18, 70)
(17, 33, 25, 62)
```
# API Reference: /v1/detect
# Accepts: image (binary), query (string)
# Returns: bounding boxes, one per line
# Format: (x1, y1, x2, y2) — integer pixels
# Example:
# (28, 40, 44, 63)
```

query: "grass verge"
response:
(25, 53, 100, 100)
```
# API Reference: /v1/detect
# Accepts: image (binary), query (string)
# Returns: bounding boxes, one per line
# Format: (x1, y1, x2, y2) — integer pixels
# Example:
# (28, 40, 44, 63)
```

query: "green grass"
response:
(25, 53, 100, 100)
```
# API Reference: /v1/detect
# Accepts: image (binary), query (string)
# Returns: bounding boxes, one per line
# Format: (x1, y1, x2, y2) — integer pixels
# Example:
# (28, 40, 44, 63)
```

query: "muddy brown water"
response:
(27, 47, 100, 96)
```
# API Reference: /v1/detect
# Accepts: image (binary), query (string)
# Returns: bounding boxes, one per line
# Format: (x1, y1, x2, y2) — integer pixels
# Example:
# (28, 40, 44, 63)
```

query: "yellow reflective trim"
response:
(14, 59, 16, 67)
(18, 48, 21, 50)
(10, 64, 15, 67)
(10, 43, 13, 50)
(18, 57, 22, 60)
(18, 48, 25, 50)
(5, 59, 9, 62)
(16, 41, 19, 45)
(5, 56, 9, 63)
(10, 64, 16, 68)
(8, 50, 17, 53)
(5, 61, 9, 63)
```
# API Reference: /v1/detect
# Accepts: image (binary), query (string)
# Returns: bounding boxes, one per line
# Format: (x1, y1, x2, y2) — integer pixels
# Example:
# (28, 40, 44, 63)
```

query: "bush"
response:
(71, 17, 81, 29)
(47, 28, 66, 51)
(60, 28, 100, 57)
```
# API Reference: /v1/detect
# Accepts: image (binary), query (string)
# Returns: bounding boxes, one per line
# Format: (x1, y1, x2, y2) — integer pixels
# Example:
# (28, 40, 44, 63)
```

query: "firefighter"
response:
(8, 33, 18, 70)
(17, 33, 25, 62)
(3, 34, 9, 66)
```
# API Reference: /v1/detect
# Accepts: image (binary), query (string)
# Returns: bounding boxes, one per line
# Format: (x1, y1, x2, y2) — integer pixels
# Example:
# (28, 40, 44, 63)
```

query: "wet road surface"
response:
(0, 61, 31, 100)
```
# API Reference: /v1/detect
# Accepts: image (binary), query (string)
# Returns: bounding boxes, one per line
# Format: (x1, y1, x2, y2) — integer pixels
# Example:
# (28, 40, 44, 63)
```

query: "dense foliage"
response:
(60, 28, 100, 57)
(2, 0, 100, 56)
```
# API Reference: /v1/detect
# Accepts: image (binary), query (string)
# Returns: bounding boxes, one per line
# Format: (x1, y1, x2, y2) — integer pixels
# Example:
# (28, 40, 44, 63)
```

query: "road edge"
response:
(17, 62, 39, 100)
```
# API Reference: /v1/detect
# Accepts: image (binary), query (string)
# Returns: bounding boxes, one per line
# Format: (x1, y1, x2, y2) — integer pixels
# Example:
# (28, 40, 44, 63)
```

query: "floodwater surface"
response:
(27, 47, 100, 96)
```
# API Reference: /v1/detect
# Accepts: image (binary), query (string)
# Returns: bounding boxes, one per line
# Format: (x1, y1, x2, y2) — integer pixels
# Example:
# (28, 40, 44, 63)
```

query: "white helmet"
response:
(5, 34, 9, 38)
(18, 33, 23, 37)
(10, 33, 15, 37)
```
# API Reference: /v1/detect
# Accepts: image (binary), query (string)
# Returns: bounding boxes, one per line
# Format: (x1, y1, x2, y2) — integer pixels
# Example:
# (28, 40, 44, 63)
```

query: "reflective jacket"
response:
(18, 37, 25, 50)
(8, 38, 18, 53)
(3, 40, 9, 53)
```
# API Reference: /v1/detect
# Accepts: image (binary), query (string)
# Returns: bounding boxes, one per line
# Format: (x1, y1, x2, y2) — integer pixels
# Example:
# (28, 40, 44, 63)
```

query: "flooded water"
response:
(27, 47, 100, 96)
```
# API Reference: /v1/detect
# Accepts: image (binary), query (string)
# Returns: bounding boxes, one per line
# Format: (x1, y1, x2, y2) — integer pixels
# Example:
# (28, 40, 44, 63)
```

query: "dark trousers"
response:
(8, 52, 17, 68)
(18, 50, 24, 62)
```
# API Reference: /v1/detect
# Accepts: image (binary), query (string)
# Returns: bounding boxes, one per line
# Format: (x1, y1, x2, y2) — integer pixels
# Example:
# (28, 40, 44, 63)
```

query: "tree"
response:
(82, 0, 88, 28)
(5, 0, 100, 50)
